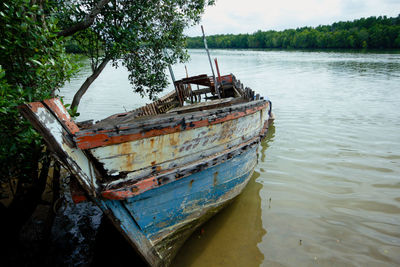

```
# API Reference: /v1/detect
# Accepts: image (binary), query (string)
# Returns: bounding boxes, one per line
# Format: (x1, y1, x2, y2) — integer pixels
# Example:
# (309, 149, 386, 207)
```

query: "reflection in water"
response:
(172, 130, 275, 267)
(172, 172, 264, 267)
(260, 124, 275, 163)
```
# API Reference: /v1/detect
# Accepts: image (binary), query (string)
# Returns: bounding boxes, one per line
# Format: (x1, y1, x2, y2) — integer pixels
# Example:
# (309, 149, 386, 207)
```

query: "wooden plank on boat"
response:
(167, 97, 235, 113)
(74, 101, 269, 150)
(192, 88, 211, 95)
(101, 137, 260, 199)
(90, 110, 264, 183)
(175, 74, 211, 86)
(18, 99, 99, 197)
(81, 100, 266, 132)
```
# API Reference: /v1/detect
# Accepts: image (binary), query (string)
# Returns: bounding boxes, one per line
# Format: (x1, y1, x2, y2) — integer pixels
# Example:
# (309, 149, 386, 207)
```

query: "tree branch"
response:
(71, 57, 110, 110)
(57, 0, 111, 37)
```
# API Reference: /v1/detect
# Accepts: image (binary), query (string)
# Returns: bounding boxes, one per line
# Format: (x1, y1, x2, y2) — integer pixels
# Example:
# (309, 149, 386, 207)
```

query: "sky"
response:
(185, 0, 400, 36)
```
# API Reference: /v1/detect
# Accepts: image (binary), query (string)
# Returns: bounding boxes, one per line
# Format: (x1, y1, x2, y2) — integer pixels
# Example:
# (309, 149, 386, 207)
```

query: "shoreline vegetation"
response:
(186, 15, 400, 50)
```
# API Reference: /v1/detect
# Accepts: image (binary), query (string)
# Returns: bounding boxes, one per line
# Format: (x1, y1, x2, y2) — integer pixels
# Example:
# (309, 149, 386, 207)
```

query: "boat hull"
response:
(99, 143, 258, 266)
(19, 97, 272, 266)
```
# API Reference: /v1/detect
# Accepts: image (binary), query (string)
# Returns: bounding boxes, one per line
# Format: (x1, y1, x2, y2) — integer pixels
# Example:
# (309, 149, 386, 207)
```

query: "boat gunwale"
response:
(74, 99, 269, 150)
(77, 99, 266, 133)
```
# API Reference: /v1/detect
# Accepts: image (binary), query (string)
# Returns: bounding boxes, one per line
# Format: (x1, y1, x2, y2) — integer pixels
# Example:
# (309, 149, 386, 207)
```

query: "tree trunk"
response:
(71, 57, 110, 110)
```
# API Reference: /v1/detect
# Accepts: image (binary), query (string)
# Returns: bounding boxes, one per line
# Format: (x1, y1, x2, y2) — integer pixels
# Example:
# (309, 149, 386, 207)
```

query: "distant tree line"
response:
(187, 15, 400, 49)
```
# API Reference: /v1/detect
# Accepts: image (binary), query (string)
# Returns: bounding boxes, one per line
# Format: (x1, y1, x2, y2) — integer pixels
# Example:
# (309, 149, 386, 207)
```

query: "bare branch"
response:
(57, 0, 111, 37)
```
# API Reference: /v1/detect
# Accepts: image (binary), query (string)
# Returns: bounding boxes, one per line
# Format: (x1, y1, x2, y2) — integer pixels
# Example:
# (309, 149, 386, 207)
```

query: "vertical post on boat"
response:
(167, 64, 176, 83)
(164, 50, 183, 106)
(164, 50, 176, 83)
(214, 58, 223, 97)
(184, 65, 189, 78)
(185, 66, 194, 103)
(201, 25, 221, 99)
(214, 58, 222, 83)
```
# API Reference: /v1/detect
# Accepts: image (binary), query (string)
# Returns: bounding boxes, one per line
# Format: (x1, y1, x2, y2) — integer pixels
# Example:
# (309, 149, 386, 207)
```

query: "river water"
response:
(60, 49, 400, 266)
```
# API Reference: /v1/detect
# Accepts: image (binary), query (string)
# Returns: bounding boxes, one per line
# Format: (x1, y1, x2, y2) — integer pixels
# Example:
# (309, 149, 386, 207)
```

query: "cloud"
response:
(186, 0, 400, 36)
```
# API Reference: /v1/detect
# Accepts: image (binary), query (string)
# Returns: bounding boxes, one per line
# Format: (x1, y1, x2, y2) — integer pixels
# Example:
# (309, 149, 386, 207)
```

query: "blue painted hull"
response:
(99, 143, 259, 266)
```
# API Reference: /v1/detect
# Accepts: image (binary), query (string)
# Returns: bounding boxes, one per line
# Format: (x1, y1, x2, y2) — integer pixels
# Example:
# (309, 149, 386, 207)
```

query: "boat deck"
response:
(76, 73, 258, 132)
(84, 97, 246, 130)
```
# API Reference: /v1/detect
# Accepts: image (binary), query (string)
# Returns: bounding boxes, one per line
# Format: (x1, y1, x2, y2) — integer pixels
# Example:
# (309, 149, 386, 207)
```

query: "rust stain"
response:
(189, 179, 194, 188)
(131, 187, 139, 193)
(213, 171, 218, 186)
(155, 220, 170, 229)
(124, 152, 135, 170)
(118, 142, 131, 155)
(169, 133, 179, 146)
(150, 138, 155, 149)
(117, 142, 136, 170)
(151, 151, 158, 166)
(219, 120, 237, 142)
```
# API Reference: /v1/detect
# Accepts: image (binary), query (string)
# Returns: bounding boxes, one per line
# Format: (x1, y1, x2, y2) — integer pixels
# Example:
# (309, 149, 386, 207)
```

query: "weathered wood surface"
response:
(93, 106, 266, 185)
(166, 97, 236, 113)
(74, 100, 268, 150)
(101, 135, 260, 198)
(83, 73, 254, 132)
(18, 99, 99, 197)
(175, 74, 212, 86)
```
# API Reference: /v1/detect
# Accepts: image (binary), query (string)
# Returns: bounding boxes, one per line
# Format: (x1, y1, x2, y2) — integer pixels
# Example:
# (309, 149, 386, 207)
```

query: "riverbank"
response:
(2, 169, 132, 266)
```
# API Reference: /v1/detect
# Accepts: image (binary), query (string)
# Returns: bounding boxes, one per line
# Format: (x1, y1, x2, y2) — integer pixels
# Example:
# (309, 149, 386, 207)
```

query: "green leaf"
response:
(31, 59, 43, 66)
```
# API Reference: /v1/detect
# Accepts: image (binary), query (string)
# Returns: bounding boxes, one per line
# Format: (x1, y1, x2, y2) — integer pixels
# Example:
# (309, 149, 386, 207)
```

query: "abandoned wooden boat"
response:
(19, 72, 274, 266)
